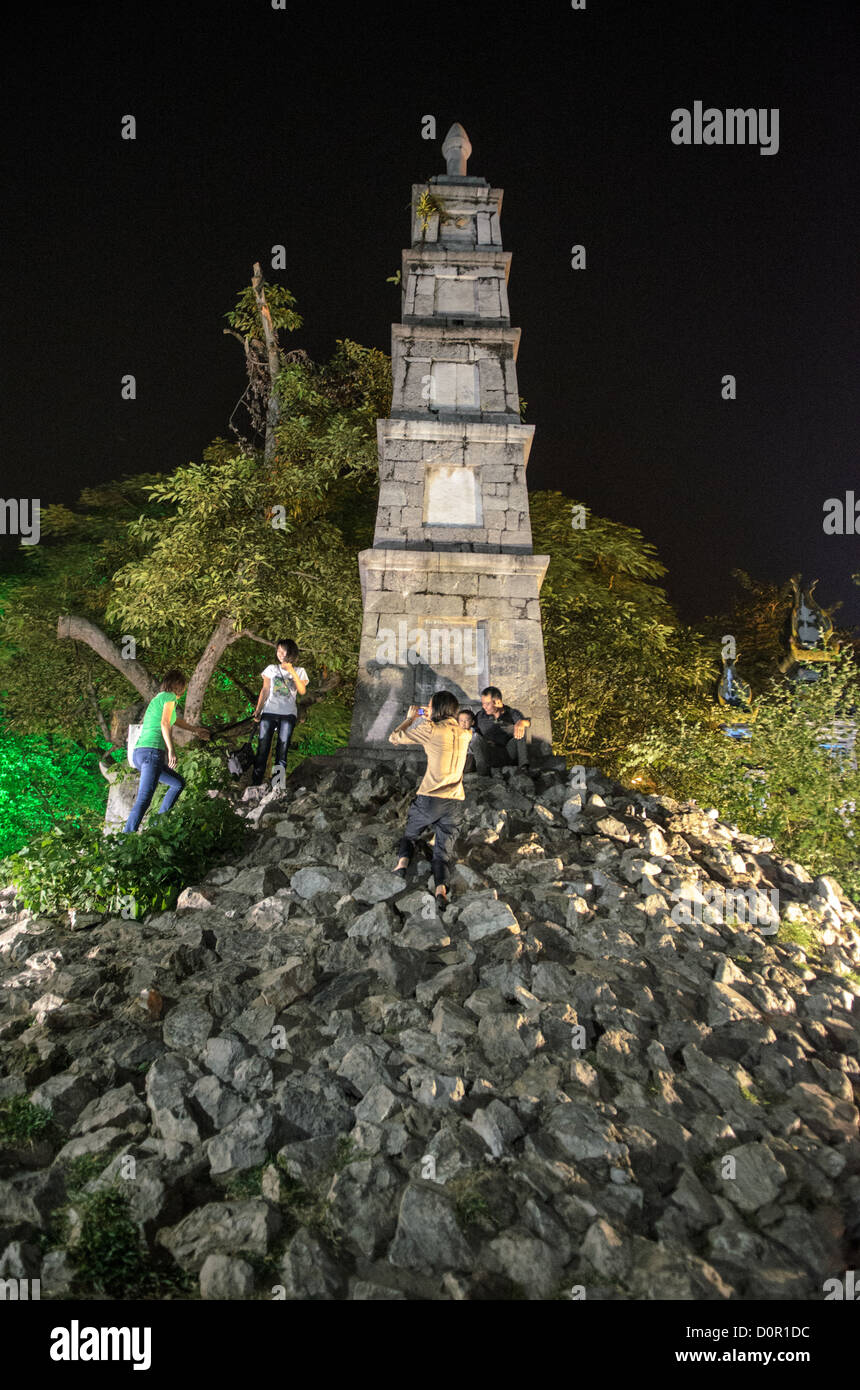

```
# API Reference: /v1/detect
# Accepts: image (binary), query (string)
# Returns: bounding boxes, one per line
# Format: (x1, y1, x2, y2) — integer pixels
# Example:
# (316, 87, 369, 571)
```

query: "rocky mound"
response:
(1, 755, 858, 1300)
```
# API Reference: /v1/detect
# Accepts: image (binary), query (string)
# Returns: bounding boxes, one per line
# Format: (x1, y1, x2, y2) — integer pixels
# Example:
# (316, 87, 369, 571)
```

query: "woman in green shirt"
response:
(123, 669, 208, 833)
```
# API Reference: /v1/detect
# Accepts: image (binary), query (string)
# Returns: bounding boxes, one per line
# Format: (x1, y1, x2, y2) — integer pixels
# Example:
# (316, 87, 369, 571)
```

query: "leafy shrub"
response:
(73, 1188, 147, 1296)
(70, 1185, 198, 1298)
(623, 653, 860, 904)
(0, 1096, 55, 1146)
(1, 747, 246, 917)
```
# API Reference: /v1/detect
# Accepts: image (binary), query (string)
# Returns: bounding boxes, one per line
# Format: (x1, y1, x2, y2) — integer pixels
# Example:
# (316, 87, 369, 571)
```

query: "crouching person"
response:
(389, 691, 472, 911)
(124, 670, 208, 833)
(457, 707, 478, 773)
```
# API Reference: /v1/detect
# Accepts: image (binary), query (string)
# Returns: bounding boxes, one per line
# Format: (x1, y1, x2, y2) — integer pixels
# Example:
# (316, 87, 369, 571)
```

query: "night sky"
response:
(4, 0, 857, 626)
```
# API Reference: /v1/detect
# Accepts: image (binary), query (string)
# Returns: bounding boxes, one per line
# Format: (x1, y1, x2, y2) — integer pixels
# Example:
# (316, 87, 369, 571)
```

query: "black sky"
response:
(3, 0, 857, 626)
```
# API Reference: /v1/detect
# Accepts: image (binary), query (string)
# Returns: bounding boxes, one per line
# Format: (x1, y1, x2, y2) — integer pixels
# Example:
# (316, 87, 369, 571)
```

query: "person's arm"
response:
(161, 699, 178, 768)
(253, 677, 271, 723)
(285, 664, 308, 697)
(509, 707, 530, 739)
(388, 705, 430, 746)
(174, 715, 210, 740)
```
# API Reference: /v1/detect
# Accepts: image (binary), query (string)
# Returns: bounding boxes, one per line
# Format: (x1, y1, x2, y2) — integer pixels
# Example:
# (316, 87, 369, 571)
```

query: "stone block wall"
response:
(372, 419, 535, 552)
(352, 550, 552, 752)
(390, 324, 521, 423)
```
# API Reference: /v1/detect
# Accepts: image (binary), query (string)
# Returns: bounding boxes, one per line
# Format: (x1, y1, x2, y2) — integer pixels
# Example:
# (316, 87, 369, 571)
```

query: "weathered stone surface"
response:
(1, 747, 857, 1304)
(353, 870, 412, 904)
(158, 1200, 281, 1272)
(205, 1103, 275, 1176)
(29, 1072, 97, 1129)
(290, 867, 349, 899)
(145, 1054, 202, 1145)
(720, 1143, 789, 1213)
(627, 1237, 734, 1299)
(388, 1183, 474, 1273)
(581, 1218, 631, 1282)
(163, 1003, 213, 1053)
(278, 1227, 344, 1299)
(72, 1084, 148, 1136)
(458, 897, 520, 943)
(199, 1252, 256, 1299)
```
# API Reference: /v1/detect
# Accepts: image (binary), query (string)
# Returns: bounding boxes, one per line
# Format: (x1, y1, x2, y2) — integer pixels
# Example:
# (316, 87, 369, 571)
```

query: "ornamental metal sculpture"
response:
(716, 653, 756, 740)
(778, 574, 841, 683)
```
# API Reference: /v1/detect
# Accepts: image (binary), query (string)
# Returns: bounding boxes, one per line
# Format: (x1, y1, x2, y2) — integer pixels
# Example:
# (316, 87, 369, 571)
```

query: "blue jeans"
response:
(397, 795, 464, 888)
(252, 712, 297, 785)
(123, 747, 186, 833)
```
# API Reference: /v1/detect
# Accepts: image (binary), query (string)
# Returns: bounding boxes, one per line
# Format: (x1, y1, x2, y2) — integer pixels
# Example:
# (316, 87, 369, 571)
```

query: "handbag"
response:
(227, 741, 255, 777)
(127, 721, 143, 767)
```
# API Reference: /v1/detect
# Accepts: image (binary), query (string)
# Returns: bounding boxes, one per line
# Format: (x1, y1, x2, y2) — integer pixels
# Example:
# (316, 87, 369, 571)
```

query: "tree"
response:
(531, 492, 715, 770)
(223, 264, 303, 460)
(0, 278, 387, 758)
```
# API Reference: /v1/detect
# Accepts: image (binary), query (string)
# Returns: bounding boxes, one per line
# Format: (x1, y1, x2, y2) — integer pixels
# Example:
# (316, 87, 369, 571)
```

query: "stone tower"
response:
(349, 123, 553, 754)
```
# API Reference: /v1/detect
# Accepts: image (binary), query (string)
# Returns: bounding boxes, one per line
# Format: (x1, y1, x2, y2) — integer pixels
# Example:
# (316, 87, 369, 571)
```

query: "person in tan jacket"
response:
(389, 690, 472, 910)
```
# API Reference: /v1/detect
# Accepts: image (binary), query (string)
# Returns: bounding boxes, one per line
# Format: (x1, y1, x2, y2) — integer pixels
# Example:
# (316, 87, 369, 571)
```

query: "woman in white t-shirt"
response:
(251, 639, 309, 786)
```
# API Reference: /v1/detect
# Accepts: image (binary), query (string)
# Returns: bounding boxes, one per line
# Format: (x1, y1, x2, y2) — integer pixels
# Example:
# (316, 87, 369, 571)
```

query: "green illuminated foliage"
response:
(0, 722, 107, 858)
(1, 749, 245, 917)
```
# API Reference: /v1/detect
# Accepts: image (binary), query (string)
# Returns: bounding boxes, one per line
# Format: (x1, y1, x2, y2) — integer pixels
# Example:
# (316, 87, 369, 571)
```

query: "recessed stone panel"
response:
(423, 465, 482, 526)
(430, 361, 478, 409)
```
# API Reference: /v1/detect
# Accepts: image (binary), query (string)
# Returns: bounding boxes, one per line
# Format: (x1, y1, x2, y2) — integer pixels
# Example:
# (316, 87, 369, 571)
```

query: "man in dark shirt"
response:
(472, 686, 531, 774)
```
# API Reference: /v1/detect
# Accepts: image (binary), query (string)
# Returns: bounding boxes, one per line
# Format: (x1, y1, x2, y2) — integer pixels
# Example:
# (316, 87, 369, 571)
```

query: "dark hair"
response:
(481, 686, 503, 700)
(160, 669, 186, 694)
(429, 690, 459, 723)
(275, 639, 299, 661)
(457, 707, 476, 726)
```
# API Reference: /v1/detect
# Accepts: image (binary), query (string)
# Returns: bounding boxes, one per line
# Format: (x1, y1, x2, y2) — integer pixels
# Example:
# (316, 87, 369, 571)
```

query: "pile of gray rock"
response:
(1, 754, 858, 1300)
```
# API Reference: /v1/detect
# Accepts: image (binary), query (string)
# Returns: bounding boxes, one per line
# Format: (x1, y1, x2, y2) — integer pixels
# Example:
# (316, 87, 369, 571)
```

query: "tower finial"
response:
(441, 122, 472, 176)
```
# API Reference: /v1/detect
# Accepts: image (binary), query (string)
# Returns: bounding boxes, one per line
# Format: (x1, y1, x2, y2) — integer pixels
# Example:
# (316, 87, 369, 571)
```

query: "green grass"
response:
(72, 1187, 150, 1296)
(46, 1183, 194, 1299)
(0, 1095, 56, 1146)
(447, 1167, 500, 1234)
(62, 1150, 120, 1197)
(223, 1163, 266, 1200)
(738, 1084, 765, 1107)
(777, 916, 826, 966)
(271, 1133, 362, 1251)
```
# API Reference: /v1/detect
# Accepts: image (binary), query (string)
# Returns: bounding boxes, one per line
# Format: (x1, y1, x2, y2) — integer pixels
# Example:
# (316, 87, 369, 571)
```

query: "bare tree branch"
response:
(57, 615, 158, 701)
(85, 682, 111, 741)
(252, 261, 281, 464)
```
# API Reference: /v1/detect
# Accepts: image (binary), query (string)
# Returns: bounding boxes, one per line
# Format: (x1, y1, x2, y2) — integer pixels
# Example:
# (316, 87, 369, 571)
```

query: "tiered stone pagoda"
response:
(349, 123, 553, 754)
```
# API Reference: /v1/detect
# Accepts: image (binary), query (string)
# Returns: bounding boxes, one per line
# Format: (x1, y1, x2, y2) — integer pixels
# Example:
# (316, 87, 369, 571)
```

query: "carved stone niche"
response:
(423, 464, 482, 526)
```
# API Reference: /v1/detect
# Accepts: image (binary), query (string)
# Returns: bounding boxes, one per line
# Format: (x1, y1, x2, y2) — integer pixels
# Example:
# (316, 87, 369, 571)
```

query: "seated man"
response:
(473, 686, 531, 775)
